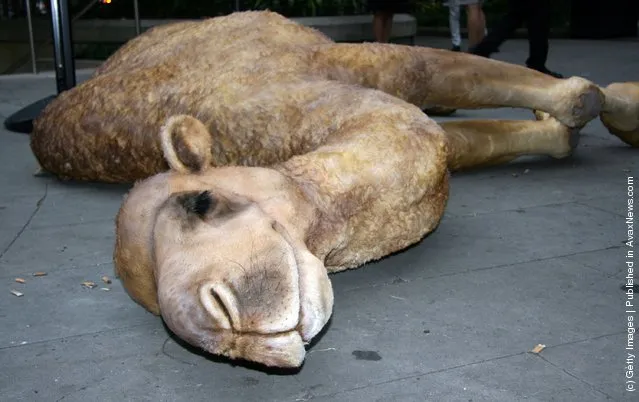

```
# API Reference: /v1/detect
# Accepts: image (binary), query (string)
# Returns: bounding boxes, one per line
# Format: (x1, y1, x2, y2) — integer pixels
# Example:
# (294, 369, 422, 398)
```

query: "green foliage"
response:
(81, 0, 367, 19)
(247, 0, 368, 17)
(80, 0, 571, 27)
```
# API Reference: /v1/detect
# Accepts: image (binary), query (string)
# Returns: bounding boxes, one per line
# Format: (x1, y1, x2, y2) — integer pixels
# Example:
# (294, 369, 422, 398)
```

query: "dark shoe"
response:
(528, 65, 564, 79)
(451, 45, 461, 52)
(468, 46, 491, 58)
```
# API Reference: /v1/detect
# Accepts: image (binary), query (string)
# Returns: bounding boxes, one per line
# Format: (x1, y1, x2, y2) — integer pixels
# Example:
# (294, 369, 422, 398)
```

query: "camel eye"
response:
(176, 191, 216, 218)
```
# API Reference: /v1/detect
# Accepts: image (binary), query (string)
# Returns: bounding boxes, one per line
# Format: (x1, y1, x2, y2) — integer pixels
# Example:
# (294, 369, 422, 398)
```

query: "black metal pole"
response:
(49, 0, 76, 92)
(133, 0, 140, 35)
(3, 0, 75, 133)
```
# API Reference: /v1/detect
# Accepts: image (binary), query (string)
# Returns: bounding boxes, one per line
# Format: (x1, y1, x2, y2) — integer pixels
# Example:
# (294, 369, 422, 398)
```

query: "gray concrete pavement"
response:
(0, 36, 637, 401)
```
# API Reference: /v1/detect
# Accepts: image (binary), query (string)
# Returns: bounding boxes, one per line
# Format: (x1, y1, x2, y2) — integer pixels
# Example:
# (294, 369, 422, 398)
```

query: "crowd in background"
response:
(370, 0, 562, 78)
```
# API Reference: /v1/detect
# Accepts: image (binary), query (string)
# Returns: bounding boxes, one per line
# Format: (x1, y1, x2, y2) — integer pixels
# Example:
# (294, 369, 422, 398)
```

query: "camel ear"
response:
(160, 115, 213, 174)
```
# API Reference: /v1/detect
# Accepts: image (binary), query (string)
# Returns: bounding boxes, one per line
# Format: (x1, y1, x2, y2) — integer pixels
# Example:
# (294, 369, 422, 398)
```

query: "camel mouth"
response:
(204, 218, 325, 334)
(192, 222, 311, 367)
(198, 328, 307, 369)
(270, 220, 333, 343)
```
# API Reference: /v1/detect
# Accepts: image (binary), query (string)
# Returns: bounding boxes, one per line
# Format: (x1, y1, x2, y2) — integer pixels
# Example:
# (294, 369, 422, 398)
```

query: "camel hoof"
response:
(568, 126, 580, 151)
(422, 106, 457, 117)
(551, 123, 581, 159)
(601, 113, 639, 147)
(573, 86, 603, 127)
(554, 77, 604, 128)
(599, 82, 639, 147)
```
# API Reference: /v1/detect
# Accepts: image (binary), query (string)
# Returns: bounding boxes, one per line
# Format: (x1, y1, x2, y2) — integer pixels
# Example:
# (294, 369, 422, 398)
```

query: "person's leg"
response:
(466, 2, 486, 48)
(523, 0, 562, 77)
(448, 2, 462, 51)
(481, 6, 498, 53)
(469, 0, 523, 57)
(373, 11, 393, 43)
(480, 5, 488, 37)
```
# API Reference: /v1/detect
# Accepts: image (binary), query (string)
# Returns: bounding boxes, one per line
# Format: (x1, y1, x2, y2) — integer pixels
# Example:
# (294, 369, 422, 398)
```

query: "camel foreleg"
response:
(442, 118, 578, 172)
(316, 43, 604, 129)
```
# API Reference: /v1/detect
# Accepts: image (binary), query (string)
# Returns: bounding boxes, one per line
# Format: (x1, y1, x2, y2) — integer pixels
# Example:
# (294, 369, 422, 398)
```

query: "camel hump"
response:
(160, 115, 213, 174)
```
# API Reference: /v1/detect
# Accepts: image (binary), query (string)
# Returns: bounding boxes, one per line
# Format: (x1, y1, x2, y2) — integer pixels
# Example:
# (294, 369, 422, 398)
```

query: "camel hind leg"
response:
(316, 43, 603, 128)
(441, 117, 578, 172)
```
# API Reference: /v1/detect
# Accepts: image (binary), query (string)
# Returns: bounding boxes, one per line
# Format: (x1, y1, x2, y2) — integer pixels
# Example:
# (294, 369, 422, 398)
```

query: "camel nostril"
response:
(199, 283, 240, 331)
(210, 288, 233, 327)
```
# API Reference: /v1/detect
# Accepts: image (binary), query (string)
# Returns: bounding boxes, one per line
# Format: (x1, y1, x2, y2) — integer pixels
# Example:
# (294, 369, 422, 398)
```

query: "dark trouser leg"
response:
(373, 11, 393, 43)
(470, 0, 523, 56)
(524, 0, 551, 69)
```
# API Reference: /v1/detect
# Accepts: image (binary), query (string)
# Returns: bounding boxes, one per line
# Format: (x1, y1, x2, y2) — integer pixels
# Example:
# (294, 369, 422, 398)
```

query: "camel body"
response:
(28, 11, 639, 368)
(33, 11, 639, 183)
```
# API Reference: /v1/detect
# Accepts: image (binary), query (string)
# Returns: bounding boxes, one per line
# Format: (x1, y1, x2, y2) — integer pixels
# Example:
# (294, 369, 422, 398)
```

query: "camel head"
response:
(114, 115, 333, 368)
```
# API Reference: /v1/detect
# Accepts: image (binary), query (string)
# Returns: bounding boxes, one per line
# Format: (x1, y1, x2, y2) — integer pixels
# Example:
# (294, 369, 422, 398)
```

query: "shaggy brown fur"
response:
(28, 11, 639, 368)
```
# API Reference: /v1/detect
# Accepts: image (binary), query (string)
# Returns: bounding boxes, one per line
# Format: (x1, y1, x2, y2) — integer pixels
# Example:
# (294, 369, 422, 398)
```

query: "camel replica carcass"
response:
(29, 11, 639, 368)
